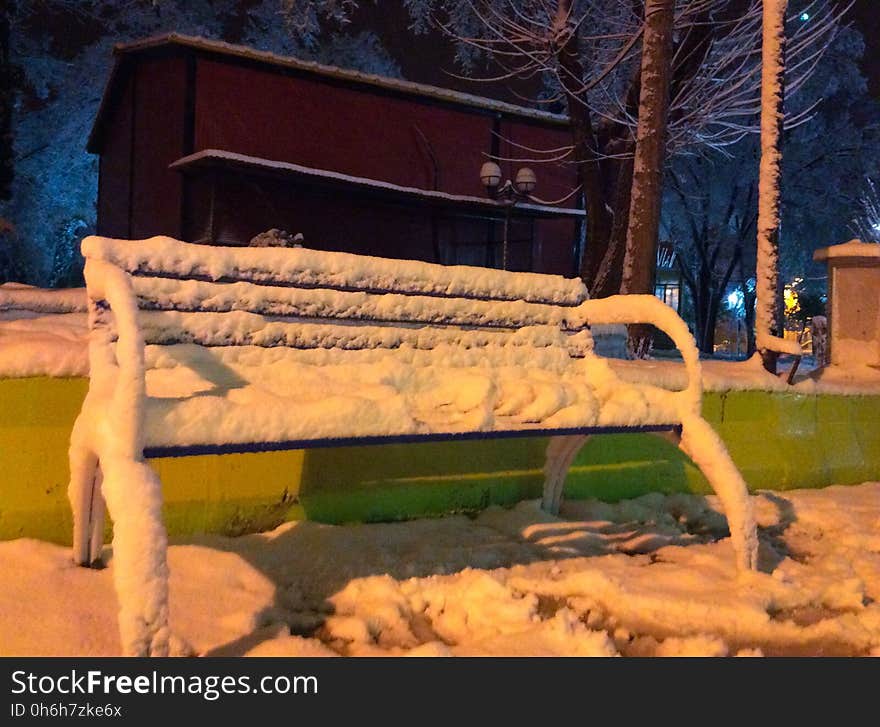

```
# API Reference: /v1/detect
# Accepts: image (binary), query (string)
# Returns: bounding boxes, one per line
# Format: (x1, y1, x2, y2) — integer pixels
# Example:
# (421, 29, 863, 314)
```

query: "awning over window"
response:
(170, 149, 585, 222)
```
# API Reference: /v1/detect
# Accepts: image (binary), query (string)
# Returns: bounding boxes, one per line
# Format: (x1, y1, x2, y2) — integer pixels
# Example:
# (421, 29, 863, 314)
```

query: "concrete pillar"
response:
(813, 240, 880, 368)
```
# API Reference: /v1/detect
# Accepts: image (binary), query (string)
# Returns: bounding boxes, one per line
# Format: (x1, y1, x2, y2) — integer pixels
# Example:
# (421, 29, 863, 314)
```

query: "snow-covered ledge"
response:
(813, 240, 880, 368)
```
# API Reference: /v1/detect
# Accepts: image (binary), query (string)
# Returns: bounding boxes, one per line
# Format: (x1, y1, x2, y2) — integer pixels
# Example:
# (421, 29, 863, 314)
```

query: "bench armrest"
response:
(577, 294, 703, 415)
(83, 258, 147, 459)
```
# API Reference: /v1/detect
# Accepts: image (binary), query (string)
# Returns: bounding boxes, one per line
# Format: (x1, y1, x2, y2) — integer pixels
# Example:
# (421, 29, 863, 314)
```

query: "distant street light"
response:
(480, 162, 538, 270)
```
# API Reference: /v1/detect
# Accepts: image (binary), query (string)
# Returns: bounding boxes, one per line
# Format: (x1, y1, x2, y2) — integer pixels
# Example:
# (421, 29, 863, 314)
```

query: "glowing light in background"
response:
(727, 290, 743, 310)
(784, 277, 803, 319)
(725, 280, 754, 318)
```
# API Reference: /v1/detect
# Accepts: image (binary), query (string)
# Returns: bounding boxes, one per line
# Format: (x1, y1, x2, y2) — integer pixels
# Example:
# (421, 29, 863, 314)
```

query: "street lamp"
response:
(480, 162, 538, 270)
(480, 161, 502, 190)
(514, 167, 536, 194)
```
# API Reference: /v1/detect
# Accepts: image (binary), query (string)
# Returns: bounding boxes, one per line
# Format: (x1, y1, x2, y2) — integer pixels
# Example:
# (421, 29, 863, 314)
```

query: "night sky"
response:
(852, 1, 880, 95)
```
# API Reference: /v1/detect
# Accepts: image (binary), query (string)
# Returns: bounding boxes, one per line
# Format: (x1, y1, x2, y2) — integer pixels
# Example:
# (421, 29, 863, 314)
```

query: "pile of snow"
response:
(2, 481, 879, 657)
(137, 342, 684, 449)
(0, 284, 89, 378)
(0, 283, 87, 314)
(611, 354, 789, 393)
(0, 313, 89, 378)
(611, 354, 880, 396)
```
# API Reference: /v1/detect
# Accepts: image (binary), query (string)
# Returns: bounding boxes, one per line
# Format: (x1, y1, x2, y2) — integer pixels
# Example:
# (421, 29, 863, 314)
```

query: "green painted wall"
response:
(1, 376, 878, 544)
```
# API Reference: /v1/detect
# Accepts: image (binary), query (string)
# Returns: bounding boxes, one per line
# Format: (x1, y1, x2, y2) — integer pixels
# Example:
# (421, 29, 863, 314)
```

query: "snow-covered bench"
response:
(70, 235, 758, 656)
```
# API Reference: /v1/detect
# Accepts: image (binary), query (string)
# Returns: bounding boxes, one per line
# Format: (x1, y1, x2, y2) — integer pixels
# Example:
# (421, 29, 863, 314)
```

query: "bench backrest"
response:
(81, 235, 594, 358)
(79, 235, 704, 458)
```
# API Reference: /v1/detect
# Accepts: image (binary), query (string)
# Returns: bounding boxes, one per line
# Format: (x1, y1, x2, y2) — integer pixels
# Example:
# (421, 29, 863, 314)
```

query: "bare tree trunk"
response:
(740, 263, 757, 357)
(679, 247, 715, 356)
(756, 0, 788, 373)
(590, 157, 633, 298)
(621, 0, 675, 356)
(555, 0, 613, 292)
(560, 0, 746, 302)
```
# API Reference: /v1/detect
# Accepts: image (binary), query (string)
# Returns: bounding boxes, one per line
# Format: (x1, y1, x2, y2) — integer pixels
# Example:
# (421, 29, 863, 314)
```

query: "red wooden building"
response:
(88, 34, 584, 275)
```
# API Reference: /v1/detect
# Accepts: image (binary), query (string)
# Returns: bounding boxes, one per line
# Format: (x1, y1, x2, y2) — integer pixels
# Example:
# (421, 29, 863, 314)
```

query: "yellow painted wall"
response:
(2, 376, 879, 545)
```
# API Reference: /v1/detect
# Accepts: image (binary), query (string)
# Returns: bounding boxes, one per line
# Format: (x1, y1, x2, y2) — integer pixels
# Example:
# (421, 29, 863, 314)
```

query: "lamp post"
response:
(480, 162, 537, 271)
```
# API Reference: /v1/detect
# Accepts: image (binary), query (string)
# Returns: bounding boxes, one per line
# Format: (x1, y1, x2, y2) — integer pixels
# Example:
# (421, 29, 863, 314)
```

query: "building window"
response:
(654, 282, 680, 312)
(438, 216, 536, 271)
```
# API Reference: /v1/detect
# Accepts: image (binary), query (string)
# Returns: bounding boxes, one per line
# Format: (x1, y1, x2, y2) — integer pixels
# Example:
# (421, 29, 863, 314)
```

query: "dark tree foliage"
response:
(0, 0, 13, 202)
(0, 0, 399, 287)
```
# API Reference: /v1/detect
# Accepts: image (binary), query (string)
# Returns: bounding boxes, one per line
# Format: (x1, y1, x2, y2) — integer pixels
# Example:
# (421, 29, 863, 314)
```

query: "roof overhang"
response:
(170, 150, 586, 221)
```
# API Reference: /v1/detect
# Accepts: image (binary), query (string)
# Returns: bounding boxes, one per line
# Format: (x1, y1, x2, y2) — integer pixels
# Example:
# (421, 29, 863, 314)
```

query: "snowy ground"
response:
(2, 482, 879, 657)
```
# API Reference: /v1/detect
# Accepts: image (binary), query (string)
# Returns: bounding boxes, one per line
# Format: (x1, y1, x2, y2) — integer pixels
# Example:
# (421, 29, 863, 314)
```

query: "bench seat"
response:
(140, 343, 682, 453)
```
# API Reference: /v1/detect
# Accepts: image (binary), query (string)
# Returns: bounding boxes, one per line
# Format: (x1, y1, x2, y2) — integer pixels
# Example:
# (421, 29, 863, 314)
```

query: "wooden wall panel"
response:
(96, 76, 134, 237)
(194, 59, 497, 198)
(130, 57, 188, 239)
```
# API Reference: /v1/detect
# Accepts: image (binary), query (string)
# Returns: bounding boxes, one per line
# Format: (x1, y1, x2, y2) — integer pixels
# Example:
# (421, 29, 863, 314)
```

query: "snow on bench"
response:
(70, 235, 758, 656)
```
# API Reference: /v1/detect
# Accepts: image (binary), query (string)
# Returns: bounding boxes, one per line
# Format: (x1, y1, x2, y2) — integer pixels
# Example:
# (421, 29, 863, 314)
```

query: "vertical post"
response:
(502, 204, 511, 271)
(529, 216, 537, 272)
(485, 218, 495, 268)
(207, 172, 217, 244)
(488, 114, 501, 269)
(756, 0, 789, 373)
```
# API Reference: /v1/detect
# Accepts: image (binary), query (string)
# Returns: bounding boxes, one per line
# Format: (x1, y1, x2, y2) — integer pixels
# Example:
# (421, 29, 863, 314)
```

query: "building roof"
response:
(170, 150, 586, 220)
(88, 33, 569, 153)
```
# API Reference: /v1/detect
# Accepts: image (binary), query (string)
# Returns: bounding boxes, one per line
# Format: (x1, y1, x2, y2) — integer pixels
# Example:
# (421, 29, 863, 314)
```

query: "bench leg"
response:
(541, 434, 589, 515)
(100, 456, 170, 656)
(87, 466, 106, 566)
(678, 414, 759, 572)
(651, 427, 682, 447)
(68, 443, 99, 567)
